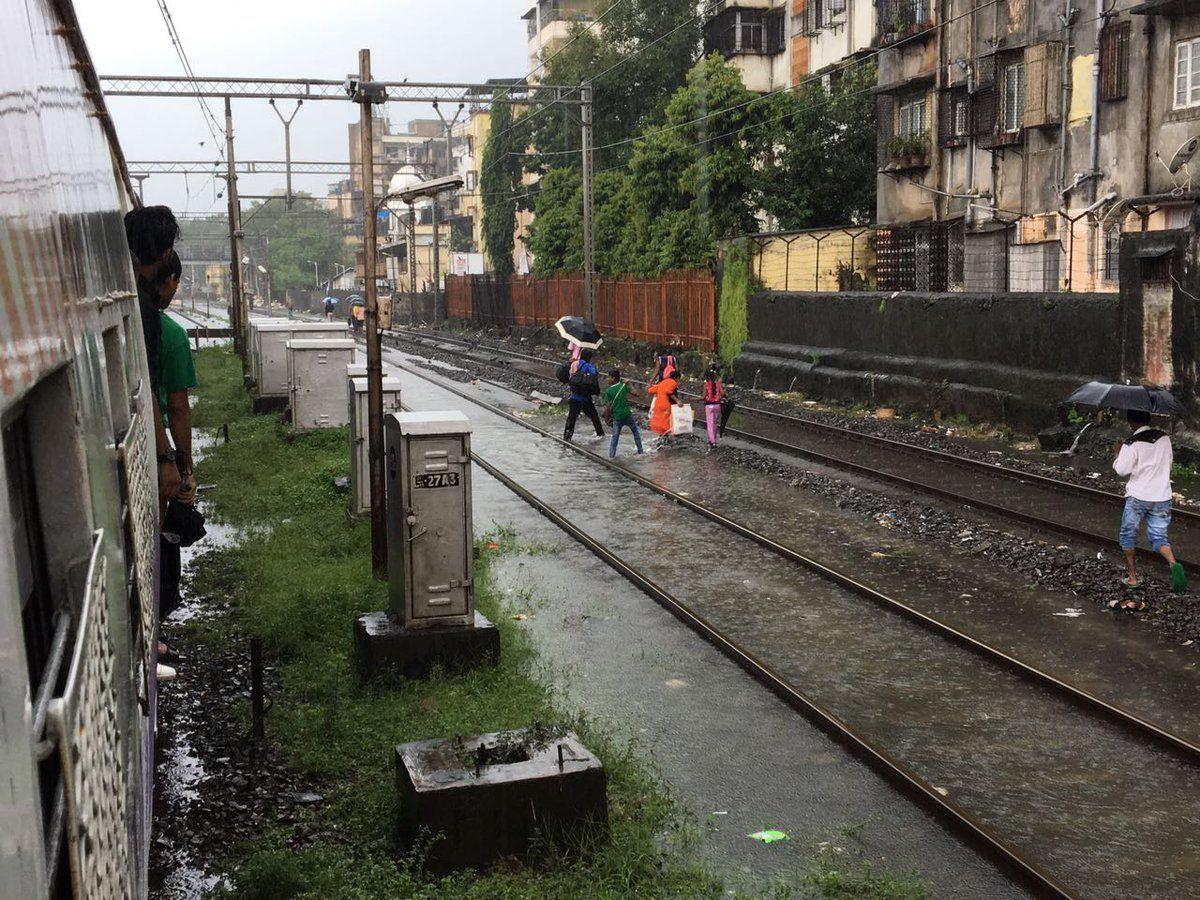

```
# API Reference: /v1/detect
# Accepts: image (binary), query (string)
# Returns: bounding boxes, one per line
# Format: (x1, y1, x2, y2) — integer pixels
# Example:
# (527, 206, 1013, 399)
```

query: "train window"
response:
(103, 325, 131, 438)
(123, 313, 141, 407)
(3, 413, 68, 890)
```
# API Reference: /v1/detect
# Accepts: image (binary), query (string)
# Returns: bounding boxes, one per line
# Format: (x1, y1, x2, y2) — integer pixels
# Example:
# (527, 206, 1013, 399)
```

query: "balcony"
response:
(875, 0, 935, 47)
(703, 6, 786, 59)
(881, 133, 931, 172)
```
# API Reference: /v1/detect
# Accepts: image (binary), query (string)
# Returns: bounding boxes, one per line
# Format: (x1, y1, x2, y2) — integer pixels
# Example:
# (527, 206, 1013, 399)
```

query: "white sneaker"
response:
(157, 663, 177, 682)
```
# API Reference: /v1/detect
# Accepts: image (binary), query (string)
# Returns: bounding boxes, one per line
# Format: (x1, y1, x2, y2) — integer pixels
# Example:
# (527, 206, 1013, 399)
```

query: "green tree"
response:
(480, 94, 523, 278)
(717, 239, 751, 366)
(243, 196, 348, 296)
(520, 0, 702, 173)
(765, 64, 878, 229)
(526, 168, 639, 275)
(620, 54, 777, 272)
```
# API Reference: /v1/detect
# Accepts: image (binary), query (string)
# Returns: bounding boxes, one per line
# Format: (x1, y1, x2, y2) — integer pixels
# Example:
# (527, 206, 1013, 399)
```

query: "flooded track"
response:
(388, 327, 1200, 571)
(385, 346, 1200, 900)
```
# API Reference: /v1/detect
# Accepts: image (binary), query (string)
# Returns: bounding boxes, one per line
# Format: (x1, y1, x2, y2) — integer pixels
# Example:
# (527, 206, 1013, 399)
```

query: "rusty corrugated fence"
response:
(446, 270, 715, 352)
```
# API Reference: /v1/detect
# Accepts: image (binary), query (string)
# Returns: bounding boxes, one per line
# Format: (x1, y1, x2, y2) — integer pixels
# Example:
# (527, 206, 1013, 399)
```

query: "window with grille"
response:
(1001, 61, 1026, 132)
(940, 89, 970, 146)
(898, 95, 927, 137)
(740, 10, 765, 53)
(1100, 21, 1130, 101)
(1104, 228, 1122, 282)
(1176, 38, 1200, 109)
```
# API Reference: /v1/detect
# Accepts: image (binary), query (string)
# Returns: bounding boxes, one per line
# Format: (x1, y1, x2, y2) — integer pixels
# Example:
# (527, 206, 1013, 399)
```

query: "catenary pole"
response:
(224, 97, 247, 374)
(581, 81, 595, 319)
(357, 49, 388, 579)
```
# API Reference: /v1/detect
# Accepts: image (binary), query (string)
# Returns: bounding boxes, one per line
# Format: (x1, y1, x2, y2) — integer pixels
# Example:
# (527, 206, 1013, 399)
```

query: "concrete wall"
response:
(736, 289, 1122, 429)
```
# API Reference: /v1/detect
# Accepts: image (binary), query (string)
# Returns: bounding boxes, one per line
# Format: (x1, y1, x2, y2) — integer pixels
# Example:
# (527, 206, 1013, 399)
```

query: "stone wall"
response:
(736, 290, 1122, 430)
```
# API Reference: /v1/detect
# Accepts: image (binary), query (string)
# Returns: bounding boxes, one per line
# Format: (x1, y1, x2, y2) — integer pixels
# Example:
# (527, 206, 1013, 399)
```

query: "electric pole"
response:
(581, 81, 595, 320)
(269, 99, 303, 208)
(356, 48, 388, 579)
(408, 201, 417, 320)
(432, 101, 466, 321)
(224, 97, 248, 375)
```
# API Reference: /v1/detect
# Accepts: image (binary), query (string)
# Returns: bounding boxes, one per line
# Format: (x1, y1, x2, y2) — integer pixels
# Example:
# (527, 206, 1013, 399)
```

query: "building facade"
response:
(522, 0, 599, 76)
(875, 0, 1200, 293)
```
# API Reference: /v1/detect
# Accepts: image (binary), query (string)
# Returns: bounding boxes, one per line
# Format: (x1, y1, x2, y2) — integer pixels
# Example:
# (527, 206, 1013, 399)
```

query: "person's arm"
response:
(166, 389, 195, 504)
(154, 411, 181, 502)
(1113, 443, 1136, 478)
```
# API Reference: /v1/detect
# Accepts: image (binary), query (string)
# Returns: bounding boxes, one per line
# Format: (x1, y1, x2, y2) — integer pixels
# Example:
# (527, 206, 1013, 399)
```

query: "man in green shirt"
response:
(156, 252, 198, 639)
(603, 370, 643, 458)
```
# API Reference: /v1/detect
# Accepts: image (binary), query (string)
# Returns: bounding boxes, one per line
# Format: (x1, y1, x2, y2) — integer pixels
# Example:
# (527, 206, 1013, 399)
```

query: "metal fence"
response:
(446, 270, 716, 352)
(749, 227, 878, 292)
(749, 214, 1130, 296)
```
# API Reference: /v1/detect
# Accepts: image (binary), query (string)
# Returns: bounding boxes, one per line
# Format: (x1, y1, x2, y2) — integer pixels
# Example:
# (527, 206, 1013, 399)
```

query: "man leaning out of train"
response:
(125, 205, 183, 508)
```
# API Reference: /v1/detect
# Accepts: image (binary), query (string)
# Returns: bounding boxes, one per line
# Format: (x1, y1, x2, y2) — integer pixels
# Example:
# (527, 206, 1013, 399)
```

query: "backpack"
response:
(556, 361, 572, 384)
(569, 367, 600, 396)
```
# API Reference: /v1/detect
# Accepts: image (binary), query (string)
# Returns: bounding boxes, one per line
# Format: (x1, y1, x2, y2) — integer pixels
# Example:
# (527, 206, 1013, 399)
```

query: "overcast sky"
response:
(76, 0, 529, 216)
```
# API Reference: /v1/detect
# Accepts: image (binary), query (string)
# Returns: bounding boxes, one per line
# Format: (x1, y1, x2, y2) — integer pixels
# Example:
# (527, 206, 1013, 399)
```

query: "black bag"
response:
(556, 361, 572, 384)
(162, 500, 207, 548)
(569, 369, 600, 396)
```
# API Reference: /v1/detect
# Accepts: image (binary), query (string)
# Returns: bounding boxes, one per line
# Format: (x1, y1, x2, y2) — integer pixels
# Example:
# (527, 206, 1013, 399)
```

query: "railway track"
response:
(386, 326, 1200, 570)
(387, 352, 1200, 899)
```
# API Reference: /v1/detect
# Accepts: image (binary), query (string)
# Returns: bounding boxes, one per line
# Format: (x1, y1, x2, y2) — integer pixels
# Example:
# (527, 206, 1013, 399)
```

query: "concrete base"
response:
(395, 729, 607, 875)
(354, 611, 499, 680)
(251, 394, 288, 415)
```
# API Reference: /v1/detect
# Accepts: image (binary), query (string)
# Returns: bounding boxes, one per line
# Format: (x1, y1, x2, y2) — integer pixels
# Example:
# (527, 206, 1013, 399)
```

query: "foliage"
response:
(717, 239, 751, 366)
(480, 94, 523, 278)
(242, 196, 349, 297)
(528, 55, 778, 276)
(763, 64, 879, 230)
(524, 55, 879, 276)
(519, 0, 702, 174)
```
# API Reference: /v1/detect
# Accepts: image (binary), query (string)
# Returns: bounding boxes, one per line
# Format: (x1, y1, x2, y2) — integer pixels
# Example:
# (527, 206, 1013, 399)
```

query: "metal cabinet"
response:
(348, 375, 404, 516)
(256, 322, 348, 397)
(287, 339, 356, 431)
(385, 411, 474, 628)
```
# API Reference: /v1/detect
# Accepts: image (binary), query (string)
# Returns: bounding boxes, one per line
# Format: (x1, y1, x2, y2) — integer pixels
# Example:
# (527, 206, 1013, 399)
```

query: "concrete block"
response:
(353, 611, 499, 680)
(395, 729, 608, 875)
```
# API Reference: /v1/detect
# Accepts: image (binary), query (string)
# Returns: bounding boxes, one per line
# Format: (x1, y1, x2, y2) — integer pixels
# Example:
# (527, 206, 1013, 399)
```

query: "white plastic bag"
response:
(670, 403, 694, 436)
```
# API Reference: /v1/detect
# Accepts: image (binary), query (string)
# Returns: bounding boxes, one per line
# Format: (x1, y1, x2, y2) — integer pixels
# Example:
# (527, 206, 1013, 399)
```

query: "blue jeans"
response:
(609, 416, 643, 457)
(1120, 497, 1172, 551)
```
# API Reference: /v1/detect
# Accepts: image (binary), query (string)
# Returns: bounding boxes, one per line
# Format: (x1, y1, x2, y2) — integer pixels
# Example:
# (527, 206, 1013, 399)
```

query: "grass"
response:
(189, 345, 929, 899)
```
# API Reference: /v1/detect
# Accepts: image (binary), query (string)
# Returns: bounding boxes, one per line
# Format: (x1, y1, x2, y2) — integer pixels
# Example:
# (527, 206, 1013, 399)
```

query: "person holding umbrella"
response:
(1113, 409, 1187, 596)
(1067, 382, 1188, 596)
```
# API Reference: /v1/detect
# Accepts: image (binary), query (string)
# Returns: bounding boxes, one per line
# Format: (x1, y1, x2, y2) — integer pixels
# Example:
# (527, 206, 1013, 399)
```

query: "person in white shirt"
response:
(1112, 409, 1187, 598)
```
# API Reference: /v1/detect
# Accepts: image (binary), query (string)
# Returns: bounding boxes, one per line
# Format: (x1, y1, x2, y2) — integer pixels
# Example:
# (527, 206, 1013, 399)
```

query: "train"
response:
(1, 1, 160, 897)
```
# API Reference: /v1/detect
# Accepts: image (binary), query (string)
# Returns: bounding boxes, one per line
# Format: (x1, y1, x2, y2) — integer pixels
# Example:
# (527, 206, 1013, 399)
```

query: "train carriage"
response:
(2, 1, 160, 897)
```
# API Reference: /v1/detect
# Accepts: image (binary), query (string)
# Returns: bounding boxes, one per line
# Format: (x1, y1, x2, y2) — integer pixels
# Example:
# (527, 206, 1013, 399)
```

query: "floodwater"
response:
(388, 352, 1200, 900)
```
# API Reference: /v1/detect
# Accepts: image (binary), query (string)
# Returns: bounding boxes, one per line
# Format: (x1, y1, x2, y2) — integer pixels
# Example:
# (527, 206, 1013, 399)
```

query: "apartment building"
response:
(790, 0, 876, 84)
(522, 0, 599, 76)
(704, 0, 790, 92)
(875, 0, 1200, 292)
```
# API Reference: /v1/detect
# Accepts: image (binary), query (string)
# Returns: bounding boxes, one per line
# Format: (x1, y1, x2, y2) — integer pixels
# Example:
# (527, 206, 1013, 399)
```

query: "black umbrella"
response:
(554, 316, 603, 350)
(1066, 381, 1186, 415)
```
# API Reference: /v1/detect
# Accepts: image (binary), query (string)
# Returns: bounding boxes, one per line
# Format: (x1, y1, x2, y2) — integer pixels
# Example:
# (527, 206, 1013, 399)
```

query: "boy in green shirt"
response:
(603, 370, 643, 458)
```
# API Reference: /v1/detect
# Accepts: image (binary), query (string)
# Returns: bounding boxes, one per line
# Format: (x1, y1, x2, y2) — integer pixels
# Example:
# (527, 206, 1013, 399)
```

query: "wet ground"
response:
(149, 434, 318, 900)
(388, 351, 1200, 899)
(473, 463, 1026, 897)
(393, 333, 1200, 646)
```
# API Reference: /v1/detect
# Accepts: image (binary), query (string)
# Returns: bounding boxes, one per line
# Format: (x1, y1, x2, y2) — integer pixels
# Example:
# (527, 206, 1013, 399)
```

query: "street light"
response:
(383, 174, 464, 323)
(306, 259, 320, 288)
